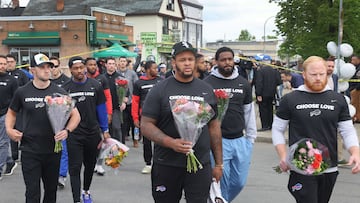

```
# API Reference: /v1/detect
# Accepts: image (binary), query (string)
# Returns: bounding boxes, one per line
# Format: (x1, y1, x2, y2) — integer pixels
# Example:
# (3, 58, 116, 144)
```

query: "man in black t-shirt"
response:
(6, 54, 29, 165)
(141, 41, 223, 203)
(131, 60, 163, 174)
(5, 53, 80, 203)
(0, 55, 18, 180)
(86, 57, 113, 176)
(272, 56, 360, 203)
(62, 56, 110, 203)
(50, 56, 70, 87)
(204, 47, 257, 202)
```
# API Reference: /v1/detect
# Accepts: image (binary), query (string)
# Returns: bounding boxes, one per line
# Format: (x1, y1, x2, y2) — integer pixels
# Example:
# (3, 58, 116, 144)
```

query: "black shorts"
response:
(287, 171, 338, 203)
(151, 162, 211, 203)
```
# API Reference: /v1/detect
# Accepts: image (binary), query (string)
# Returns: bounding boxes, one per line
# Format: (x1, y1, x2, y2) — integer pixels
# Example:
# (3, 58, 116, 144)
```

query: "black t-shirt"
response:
(276, 90, 350, 167)
(51, 74, 70, 87)
(9, 82, 67, 153)
(204, 75, 252, 139)
(7, 69, 29, 87)
(142, 77, 217, 167)
(133, 76, 163, 108)
(62, 78, 106, 135)
(0, 73, 18, 116)
(94, 74, 110, 90)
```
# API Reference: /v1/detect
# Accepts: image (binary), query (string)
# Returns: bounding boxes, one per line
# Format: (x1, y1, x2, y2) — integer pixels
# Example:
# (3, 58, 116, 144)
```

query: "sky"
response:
(3, 0, 280, 42)
(198, 0, 281, 42)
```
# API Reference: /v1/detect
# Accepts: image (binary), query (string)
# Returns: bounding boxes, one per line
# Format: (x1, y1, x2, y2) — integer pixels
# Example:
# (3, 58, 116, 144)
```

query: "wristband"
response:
(65, 128, 71, 134)
(215, 164, 224, 169)
(103, 129, 109, 133)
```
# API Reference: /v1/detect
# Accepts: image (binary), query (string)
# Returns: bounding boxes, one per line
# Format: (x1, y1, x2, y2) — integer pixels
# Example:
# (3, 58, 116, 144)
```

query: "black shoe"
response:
(4, 162, 18, 176)
(257, 127, 271, 132)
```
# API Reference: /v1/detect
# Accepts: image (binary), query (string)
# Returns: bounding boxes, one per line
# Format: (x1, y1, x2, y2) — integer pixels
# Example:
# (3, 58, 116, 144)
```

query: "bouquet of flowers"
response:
(170, 98, 215, 173)
(115, 77, 128, 123)
(44, 93, 75, 153)
(274, 138, 330, 175)
(99, 138, 129, 173)
(214, 89, 232, 122)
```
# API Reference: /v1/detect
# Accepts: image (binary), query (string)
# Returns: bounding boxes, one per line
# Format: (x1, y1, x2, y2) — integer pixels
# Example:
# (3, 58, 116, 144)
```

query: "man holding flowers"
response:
(141, 41, 223, 203)
(5, 53, 80, 203)
(272, 56, 360, 203)
(204, 47, 257, 202)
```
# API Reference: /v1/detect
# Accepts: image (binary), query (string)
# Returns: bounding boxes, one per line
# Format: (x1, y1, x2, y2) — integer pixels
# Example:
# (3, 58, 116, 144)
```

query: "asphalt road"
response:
(0, 142, 359, 203)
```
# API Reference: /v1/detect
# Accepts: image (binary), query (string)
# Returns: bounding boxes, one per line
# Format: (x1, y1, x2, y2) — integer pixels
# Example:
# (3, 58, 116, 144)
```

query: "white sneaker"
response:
(141, 165, 152, 174)
(95, 165, 105, 176)
(58, 176, 66, 188)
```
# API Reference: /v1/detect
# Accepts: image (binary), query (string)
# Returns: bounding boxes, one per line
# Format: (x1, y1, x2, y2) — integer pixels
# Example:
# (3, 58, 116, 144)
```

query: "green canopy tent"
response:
(93, 43, 138, 58)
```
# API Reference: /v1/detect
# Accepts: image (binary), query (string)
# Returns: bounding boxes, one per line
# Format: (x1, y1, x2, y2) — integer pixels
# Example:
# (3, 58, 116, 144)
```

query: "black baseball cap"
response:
(68, 56, 84, 67)
(171, 41, 197, 58)
(30, 53, 54, 68)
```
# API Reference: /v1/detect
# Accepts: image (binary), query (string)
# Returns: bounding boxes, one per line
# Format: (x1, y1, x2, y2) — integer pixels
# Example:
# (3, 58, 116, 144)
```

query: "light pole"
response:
(263, 15, 275, 54)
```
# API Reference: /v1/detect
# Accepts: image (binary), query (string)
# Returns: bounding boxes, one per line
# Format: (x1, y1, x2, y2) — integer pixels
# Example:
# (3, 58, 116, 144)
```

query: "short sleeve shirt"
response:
(9, 82, 67, 153)
(142, 77, 217, 167)
(276, 90, 350, 167)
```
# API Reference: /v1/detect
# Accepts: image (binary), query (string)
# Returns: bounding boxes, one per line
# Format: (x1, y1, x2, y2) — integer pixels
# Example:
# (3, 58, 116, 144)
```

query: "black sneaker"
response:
(4, 162, 18, 176)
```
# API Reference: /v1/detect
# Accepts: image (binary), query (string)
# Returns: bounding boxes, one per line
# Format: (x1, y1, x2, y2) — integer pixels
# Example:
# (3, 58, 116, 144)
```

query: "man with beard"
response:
(62, 56, 109, 203)
(141, 41, 223, 203)
(49, 56, 70, 87)
(132, 60, 163, 174)
(85, 57, 113, 176)
(6, 53, 80, 203)
(194, 53, 209, 79)
(204, 47, 257, 202)
(272, 56, 360, 203)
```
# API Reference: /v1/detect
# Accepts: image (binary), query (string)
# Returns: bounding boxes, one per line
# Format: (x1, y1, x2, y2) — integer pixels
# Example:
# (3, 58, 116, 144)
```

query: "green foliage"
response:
(270, 0, 360, 59)
(238, 29, 256, 41)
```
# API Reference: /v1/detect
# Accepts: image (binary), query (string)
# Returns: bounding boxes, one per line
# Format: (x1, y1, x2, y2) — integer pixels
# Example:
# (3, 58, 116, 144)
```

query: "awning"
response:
(2, 31, 61, 46)
(2, 38, 61, 46)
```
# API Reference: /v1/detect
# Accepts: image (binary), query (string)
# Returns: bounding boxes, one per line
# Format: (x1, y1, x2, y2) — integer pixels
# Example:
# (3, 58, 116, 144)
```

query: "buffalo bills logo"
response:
(292, 183, 302, 192)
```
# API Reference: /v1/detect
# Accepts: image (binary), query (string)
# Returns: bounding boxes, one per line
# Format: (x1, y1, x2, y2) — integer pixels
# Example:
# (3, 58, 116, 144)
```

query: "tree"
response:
(238, 29, 256, 41)
(270, 0, 360, 59)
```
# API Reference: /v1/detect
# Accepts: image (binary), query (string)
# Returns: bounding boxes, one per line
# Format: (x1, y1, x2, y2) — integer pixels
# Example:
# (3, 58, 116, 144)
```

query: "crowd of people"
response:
(1, 41, 360, 203)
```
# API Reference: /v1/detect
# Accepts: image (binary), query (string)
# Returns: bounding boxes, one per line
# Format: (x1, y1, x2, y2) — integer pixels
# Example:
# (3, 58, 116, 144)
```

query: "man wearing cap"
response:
(5, 53, 80, 203)
(62, 56, 109, 203)
(141, 41, 223, 203)
(204, 47, 257, 202)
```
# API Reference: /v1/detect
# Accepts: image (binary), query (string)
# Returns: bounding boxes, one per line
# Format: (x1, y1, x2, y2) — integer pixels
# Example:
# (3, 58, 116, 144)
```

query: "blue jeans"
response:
(211, 136, 253, 202)
(0, 115, 12, 174)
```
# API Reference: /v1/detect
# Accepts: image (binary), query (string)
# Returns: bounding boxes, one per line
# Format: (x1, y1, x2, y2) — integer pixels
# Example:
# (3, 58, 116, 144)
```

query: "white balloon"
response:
(333, 59, 345, 75)
(344, 95, 351, 104)
(338, 81, 349, 92)
(348, 104, 356, 117)
(327, 41, 337, 56)
(340, 43, 354, 57)
(339, 63, 356, 79)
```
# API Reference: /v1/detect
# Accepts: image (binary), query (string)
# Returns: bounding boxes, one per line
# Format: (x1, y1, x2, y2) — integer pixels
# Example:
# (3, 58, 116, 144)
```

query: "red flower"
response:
(312, 159, 321, 169)
(214, 89, 229, 99)
(115, 79, 128, 87)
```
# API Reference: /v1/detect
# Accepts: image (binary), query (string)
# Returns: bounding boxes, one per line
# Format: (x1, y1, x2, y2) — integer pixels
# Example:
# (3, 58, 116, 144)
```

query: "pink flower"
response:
(298, 148, 306, 154)
(306, 140, 313, 149)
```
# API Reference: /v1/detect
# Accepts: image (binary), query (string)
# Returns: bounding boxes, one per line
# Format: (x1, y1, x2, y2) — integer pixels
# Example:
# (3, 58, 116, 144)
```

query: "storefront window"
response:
(9, 47, 60, 65)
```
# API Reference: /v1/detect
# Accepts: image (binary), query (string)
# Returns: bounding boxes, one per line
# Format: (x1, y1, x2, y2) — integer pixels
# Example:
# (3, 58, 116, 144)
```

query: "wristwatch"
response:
(66, 128, 71, 134)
